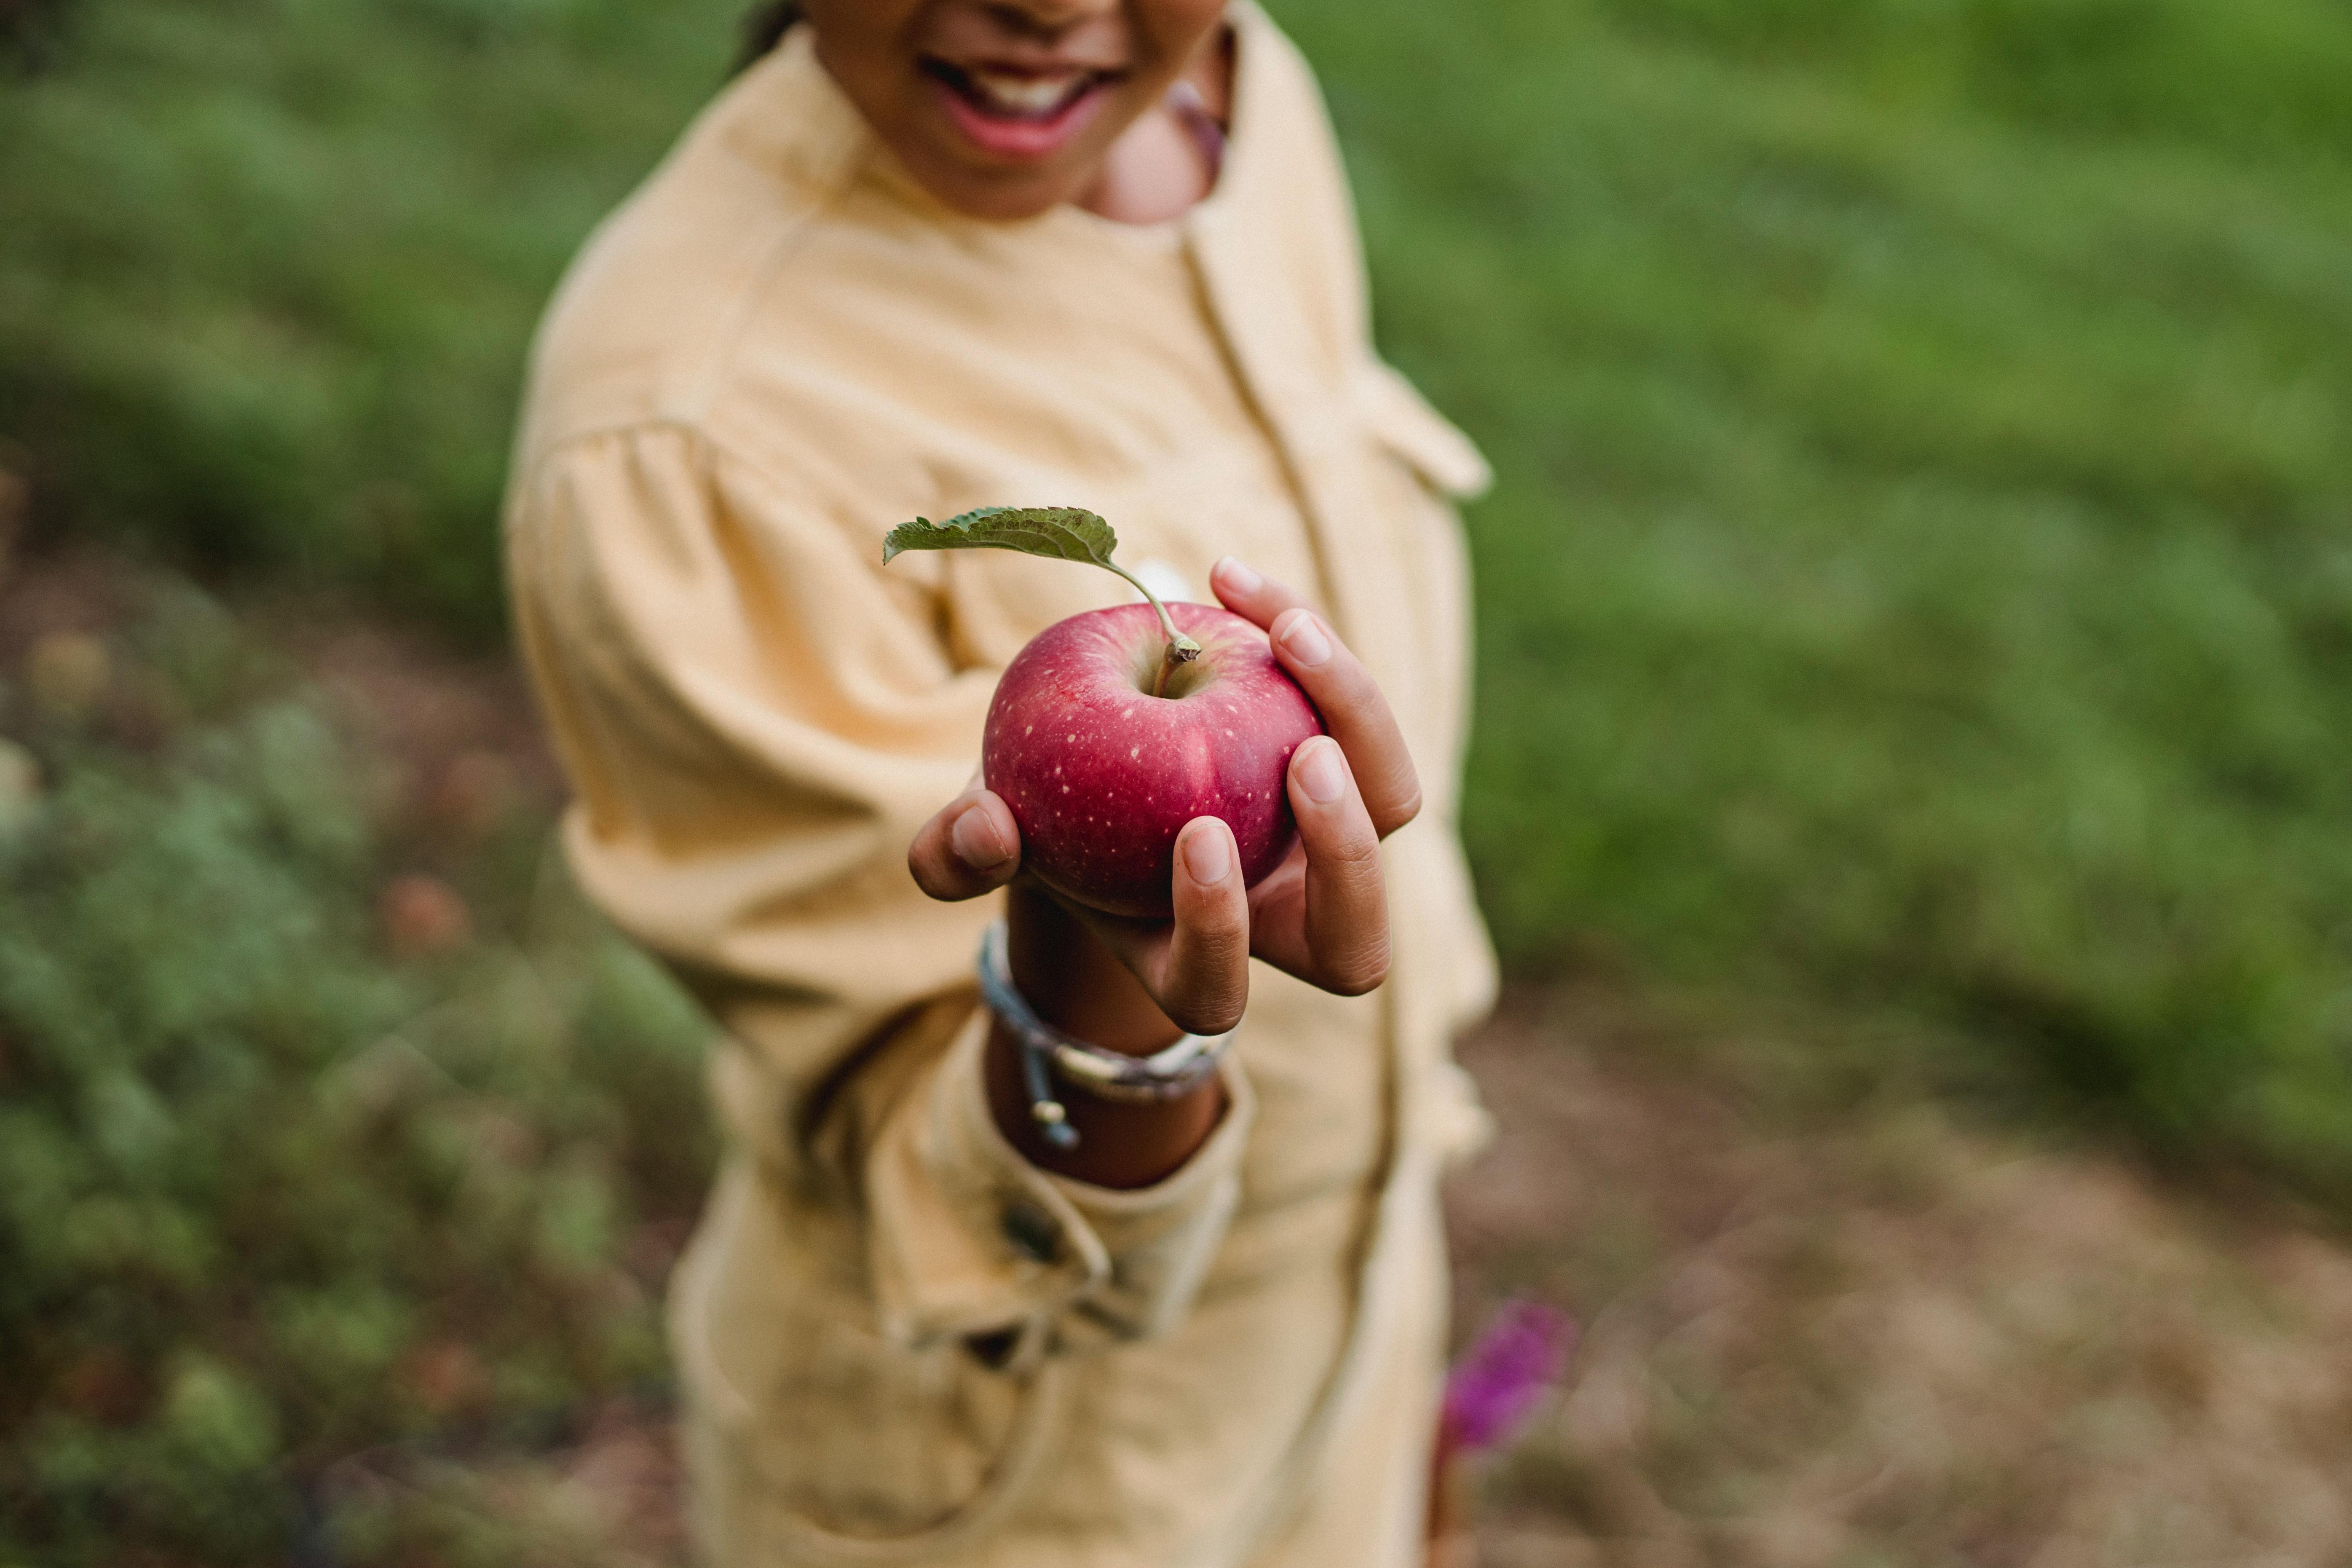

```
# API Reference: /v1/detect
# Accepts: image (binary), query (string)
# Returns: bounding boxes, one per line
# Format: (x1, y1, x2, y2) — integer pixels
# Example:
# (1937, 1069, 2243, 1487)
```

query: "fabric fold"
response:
(866, 1011, 1259, 1349)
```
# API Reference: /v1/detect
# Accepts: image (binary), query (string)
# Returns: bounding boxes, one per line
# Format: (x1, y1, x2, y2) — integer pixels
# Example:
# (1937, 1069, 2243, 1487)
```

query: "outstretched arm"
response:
(908, 554, 1422, 1187)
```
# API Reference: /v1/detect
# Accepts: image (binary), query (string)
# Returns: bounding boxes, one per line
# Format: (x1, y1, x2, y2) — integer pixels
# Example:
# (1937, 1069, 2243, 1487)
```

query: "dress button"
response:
(1001, 1200, 1060, 1264)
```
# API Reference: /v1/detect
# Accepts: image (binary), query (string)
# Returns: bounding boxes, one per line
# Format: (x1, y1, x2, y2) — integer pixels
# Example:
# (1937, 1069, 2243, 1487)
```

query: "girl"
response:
(504, 1, 1496, 1561)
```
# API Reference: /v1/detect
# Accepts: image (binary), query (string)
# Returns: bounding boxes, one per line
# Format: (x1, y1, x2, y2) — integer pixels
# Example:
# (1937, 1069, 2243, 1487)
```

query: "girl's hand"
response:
(908, 556, 1419, 1046)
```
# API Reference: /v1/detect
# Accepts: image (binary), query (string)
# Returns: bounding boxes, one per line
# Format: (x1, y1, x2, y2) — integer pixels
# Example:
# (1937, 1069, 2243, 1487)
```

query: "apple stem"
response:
(1105, 562, 1201, 697)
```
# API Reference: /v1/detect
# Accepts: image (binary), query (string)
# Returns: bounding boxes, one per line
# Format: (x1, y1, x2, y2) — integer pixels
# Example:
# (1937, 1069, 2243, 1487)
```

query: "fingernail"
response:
(1181, 822, 1232, 884)
(1216, 555, 1263, 595)
(951, 804, 1012, 869)
(1280, 611, 1332, 668)
(1297, 738, 1347, 804)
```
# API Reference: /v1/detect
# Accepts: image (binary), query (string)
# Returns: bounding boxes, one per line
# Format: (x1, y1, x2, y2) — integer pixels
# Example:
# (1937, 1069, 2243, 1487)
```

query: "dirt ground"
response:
(1450, 1000, 2352, 1566)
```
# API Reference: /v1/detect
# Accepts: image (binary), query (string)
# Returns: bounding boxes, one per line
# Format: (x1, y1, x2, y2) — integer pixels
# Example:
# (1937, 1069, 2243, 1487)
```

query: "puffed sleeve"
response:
(504, 422, 1253, 1349)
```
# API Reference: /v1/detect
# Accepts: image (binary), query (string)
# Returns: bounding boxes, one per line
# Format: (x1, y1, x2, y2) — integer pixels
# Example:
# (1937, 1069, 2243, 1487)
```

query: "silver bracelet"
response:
(976, 919, 1235, 1150)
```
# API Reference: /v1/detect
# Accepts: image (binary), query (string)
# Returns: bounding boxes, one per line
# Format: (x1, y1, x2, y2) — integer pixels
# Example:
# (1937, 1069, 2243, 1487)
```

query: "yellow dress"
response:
(504, 8, 1496, 1563)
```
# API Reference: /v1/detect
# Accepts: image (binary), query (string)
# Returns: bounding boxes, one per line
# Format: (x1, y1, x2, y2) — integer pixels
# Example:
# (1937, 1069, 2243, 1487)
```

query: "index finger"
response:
(1212, 560, 1420, 837)
(1210, 554, 1313, 632)
(908, 784, 1023, 902)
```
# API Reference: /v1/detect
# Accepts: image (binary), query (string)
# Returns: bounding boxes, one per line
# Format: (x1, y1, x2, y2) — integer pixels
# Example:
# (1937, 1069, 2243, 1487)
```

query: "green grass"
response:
(0, 0, 748, 635)
(0, 577, 714, 1565)
(6, 0, 2352, 1198)
(1274, 0, 2352, 1182)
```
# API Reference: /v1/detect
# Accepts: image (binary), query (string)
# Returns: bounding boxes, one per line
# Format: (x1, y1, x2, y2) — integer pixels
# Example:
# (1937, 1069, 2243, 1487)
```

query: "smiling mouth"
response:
(920, 57, 1117, 124)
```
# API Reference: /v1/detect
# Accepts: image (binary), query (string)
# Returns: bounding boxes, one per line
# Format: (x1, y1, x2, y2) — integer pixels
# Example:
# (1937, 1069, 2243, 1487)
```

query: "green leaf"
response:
(882, 506, 1120, 568)
(882, 505, 1199, 670)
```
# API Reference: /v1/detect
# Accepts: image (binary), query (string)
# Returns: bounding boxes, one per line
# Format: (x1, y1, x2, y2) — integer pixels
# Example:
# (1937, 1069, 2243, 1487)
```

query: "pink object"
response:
(1442, 1300, 1576, 1452)
(984, 602, 1324, 919)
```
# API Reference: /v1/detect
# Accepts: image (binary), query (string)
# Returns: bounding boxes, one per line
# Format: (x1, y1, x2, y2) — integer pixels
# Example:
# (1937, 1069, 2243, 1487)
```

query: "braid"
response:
(736, 1, 803, 75)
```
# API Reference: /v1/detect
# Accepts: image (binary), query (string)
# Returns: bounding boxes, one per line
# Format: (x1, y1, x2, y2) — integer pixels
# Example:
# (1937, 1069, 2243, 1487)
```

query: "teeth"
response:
(964, 68, 1085, 117)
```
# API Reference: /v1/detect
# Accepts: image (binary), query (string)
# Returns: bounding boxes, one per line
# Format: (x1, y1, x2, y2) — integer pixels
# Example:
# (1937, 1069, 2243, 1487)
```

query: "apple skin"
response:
(983, 601, 1326, 919)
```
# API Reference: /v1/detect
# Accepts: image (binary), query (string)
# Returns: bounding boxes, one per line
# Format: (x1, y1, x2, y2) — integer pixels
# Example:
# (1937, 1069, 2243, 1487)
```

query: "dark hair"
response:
(737, 1, 803, 75)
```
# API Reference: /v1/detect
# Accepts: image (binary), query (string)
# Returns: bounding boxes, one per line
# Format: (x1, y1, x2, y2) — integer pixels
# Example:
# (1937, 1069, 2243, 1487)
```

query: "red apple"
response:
(984, 601, 1325, 919)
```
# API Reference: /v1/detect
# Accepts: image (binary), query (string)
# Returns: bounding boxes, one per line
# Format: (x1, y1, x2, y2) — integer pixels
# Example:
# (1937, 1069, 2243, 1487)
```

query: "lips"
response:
(920, 56, 1120, 162)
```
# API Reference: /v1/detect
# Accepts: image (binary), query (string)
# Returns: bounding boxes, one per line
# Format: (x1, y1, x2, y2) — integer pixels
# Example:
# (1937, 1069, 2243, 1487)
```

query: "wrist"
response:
(982, 1019, 1226, 1189)
(1005, 885, 1183, 1056)
(979, 913, 1236, 1186)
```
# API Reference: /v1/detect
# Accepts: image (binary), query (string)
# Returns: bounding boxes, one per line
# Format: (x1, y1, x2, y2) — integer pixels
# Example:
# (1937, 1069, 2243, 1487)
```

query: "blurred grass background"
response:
(3, 0, 2351, 1561)
(1334, 0, 2352, 1190)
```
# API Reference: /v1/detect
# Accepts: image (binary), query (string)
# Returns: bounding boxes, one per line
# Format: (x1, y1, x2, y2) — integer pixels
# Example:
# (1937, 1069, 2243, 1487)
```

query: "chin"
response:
(916, 161, 1091, 222)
